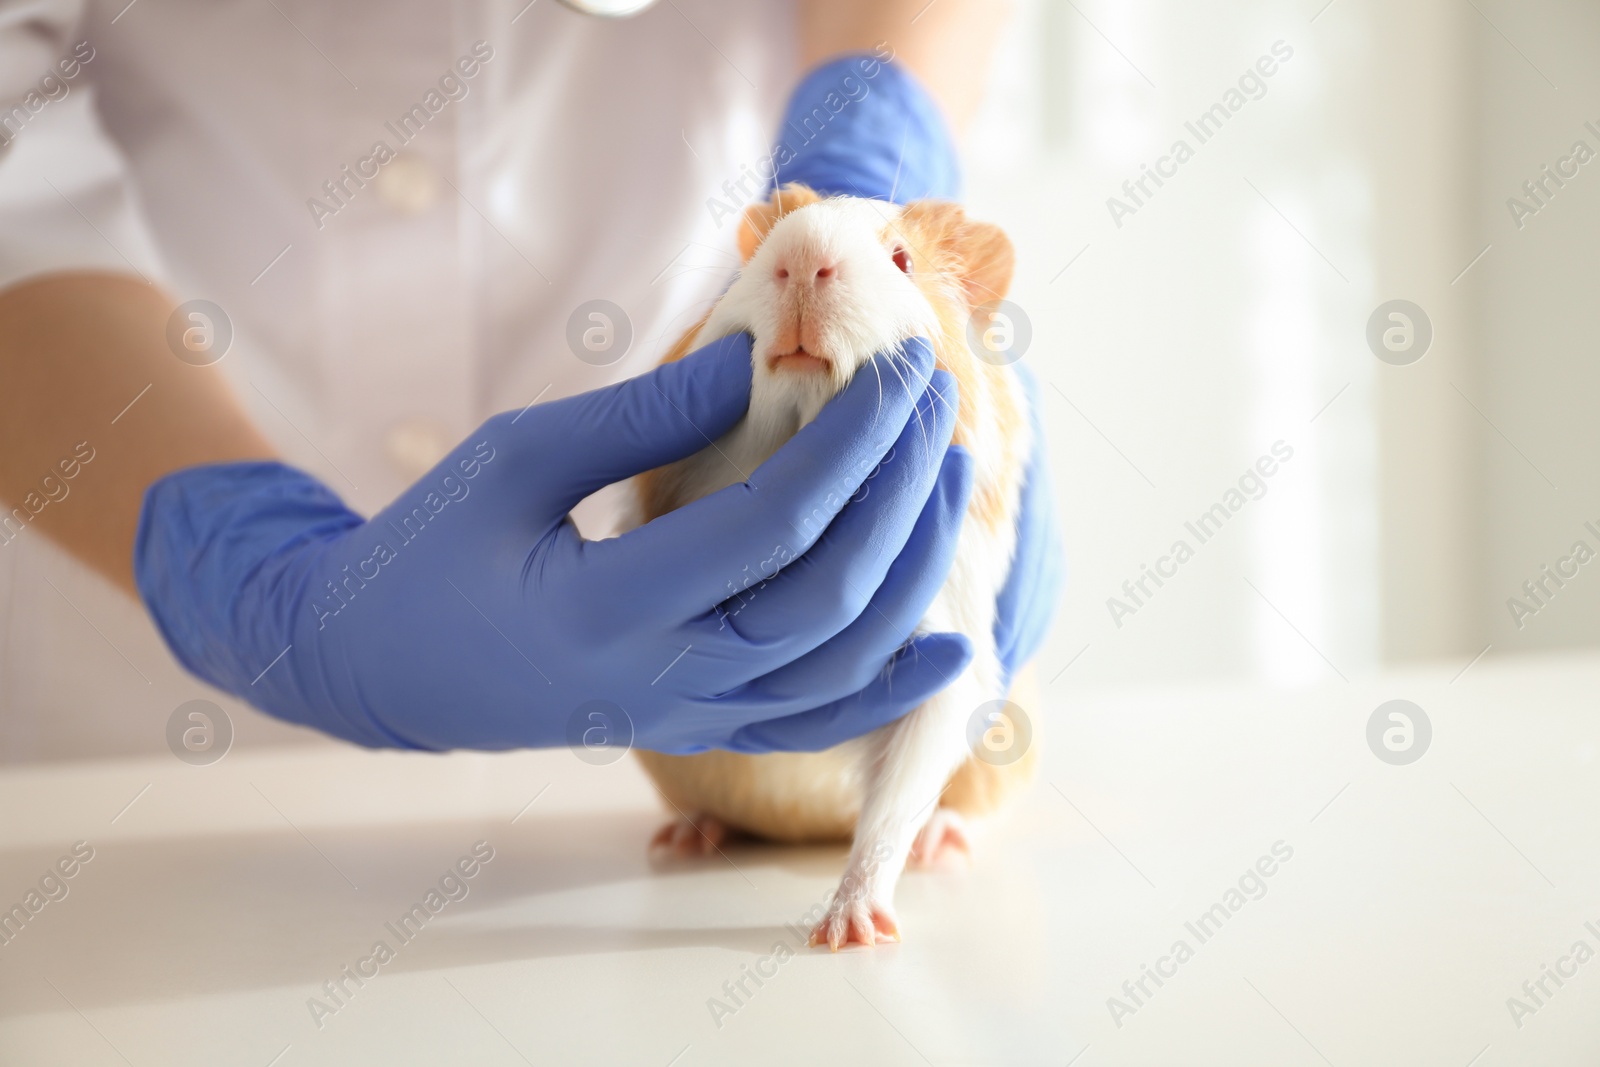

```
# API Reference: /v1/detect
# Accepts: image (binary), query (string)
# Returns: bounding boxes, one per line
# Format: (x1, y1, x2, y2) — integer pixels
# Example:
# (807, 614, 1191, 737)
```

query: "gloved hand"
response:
(136, 335, 976, 753)
(775, 53, 1064, 686)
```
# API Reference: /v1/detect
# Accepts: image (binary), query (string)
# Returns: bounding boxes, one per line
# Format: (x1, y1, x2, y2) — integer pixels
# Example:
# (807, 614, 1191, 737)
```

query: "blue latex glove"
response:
(772, 52, 961, 204)
(774, 54, 1064, 685)
(135, 335, 977, 753)
(994, 365, 1065, 683)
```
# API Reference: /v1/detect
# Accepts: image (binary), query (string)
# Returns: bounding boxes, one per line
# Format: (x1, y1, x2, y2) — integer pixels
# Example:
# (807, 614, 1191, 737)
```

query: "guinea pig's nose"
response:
(773, 255, 837, 286)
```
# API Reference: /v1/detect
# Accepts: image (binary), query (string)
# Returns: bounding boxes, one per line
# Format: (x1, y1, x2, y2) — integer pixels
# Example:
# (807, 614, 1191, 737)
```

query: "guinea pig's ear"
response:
(899, 201, 1015, 307)
(737, 184, 822, 261)
(958, 220, 1015, 306)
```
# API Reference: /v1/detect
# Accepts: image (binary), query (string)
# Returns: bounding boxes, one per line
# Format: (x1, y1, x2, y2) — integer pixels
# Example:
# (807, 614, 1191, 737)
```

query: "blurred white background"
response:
(967, 0, 1600, 693)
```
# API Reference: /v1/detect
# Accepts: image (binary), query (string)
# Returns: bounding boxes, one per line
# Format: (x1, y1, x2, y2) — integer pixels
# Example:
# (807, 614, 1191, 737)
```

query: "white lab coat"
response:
(0, 0, 795, 762)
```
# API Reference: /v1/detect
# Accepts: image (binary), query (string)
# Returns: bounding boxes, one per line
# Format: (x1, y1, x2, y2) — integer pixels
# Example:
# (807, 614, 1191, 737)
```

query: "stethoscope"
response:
(556, 0, 660, 15)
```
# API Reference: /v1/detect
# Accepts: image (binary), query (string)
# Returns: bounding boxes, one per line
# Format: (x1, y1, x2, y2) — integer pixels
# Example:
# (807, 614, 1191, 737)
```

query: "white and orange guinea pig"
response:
(624, 184, 1035, 950)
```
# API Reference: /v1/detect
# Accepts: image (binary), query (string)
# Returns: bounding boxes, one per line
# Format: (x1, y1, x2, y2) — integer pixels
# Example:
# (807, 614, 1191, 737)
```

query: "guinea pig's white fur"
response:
(628, 187, 1030, 949)
(709, 196, 938, 424)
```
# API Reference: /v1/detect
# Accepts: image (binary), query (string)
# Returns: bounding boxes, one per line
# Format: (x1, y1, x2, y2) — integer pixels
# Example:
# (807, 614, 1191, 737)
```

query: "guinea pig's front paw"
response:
(809, 885, 899, 951)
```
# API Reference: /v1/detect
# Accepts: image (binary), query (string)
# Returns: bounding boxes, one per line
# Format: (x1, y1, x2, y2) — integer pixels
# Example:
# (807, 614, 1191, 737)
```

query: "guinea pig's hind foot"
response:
(907, 808, 971, 870)
(648, 812, 730, 860)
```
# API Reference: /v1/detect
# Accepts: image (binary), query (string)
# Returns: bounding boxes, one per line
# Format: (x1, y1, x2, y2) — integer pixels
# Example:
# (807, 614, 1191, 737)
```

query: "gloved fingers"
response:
(721, 633, 973, 754)
(489, 332, 753, 516)
(714, 437, 971, 692)
(586, 337, 937, 625)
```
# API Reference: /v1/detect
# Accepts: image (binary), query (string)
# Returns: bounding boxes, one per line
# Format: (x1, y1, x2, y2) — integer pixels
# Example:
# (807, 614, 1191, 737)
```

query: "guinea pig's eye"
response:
(891, 246, 912, 274)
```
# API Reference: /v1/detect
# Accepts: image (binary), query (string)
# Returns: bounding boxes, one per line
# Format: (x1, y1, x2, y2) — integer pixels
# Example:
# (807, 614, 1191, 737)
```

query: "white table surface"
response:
(1, 652, 1597, 1066)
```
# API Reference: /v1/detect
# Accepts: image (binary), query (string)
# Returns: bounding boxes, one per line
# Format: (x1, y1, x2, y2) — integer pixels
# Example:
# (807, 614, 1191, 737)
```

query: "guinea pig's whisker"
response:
(905, 391, 929, 451)
(888, 343, 926, 388)
(661, 266, 734, 279)
(964, 276, 1004, 302)
(889, 127, 908, 205)
(880, 348, 910, 392)
(881, 348, 933, 459)
(880, 218, 936, 269)
(879, 351, 921, 419)
(900, 343, 934, 390)
(923, 359, 956, 418)
(684, 241, 742, 262)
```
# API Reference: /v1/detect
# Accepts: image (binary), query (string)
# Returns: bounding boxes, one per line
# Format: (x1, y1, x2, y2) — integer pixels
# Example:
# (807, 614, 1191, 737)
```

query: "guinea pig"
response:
(627, 184, 1035, 950)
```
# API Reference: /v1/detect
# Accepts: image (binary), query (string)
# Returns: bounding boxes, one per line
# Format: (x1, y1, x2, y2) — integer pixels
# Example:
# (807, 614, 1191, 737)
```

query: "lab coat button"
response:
(384, 417, 453, 480)
(375, 152, 441, 215)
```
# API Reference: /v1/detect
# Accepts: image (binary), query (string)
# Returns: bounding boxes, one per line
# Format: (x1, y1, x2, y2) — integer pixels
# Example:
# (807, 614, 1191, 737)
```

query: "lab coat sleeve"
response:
(0, 0, 165, 292)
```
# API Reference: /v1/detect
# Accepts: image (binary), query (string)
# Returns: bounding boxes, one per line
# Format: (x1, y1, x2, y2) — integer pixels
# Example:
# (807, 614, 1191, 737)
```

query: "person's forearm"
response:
(0, 271, 277, 595)
(800, 0, 1011, 133)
